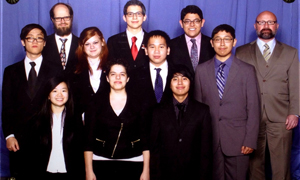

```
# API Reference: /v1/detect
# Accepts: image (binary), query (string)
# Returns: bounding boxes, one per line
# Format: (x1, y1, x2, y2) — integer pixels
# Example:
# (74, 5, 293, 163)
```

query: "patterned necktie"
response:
(263, 44, 271, 62)
(28, 62, 37, 98)
(154, 68, 163, 103)
(190, 39, 198, 71)
(176, 103, 185, 126)
(131, 36, 138, 60)
(59, 38, 68, 69)
(216, 63, 226, 99)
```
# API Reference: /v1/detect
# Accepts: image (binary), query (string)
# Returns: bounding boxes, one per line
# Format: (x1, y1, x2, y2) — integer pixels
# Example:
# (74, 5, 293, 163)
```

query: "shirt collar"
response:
(173, 95, 189, 106)
(149, 60, 168, 70)
(214, 54, 234, 69)
(55, 33, 72, 42)
(185, 33, 202, 44)
(126, 29, 144, 40)
(256, 38, 276, 51)
(25, 55, 43, 67)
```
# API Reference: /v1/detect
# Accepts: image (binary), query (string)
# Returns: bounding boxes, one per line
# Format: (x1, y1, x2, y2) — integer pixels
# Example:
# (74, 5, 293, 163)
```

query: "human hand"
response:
(285, 115, 299, 130)
(241, 146, 253, 154)
(6, 137, 19, 152)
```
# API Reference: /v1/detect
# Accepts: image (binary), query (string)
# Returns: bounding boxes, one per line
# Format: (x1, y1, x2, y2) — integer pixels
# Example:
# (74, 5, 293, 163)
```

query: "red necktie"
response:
(131, 36, 138, 60)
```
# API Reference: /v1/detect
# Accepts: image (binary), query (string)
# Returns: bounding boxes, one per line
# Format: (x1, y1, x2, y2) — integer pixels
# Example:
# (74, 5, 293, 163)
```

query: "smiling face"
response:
(106, 64, 129, 91)
(49, 82, 68, 109)
(180, 13, 205, 38)
(171, 73, 190, 100)
(145, 36, 170, 67)
(84, 35, 103, 60)
(123, 5, 147, 32)
(21, 28, 46, 60)
(210, 31, 237, 62)
(52, 4, 72, 37)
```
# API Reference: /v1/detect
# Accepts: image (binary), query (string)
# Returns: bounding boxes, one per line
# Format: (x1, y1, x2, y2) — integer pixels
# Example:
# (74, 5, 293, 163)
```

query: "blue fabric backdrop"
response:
(0, 0, 299, 178)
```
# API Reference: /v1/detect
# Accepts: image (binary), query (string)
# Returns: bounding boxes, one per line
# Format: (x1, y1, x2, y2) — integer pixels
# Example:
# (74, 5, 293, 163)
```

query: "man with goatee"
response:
(236, 11, 299, 180)
(43, 3, 78, 75)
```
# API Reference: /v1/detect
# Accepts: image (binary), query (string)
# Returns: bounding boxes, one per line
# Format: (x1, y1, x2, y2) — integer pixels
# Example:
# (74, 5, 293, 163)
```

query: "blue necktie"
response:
(154, 68, 163, 103)
(216, 63, 226, 99)
(190, 39, 198, 71)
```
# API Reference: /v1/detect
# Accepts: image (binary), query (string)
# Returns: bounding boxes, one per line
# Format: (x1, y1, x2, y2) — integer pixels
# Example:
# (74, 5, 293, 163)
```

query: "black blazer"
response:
(84, 91, 149, 159)
(169, 33, 215, 74)
(2, 58, 60, 143)
(42, 33, 79, 76)
(107, 31, 148, 70)
(150, 97, 213, 180)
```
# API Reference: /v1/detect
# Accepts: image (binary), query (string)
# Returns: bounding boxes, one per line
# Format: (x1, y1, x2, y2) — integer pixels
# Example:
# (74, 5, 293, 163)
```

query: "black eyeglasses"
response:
(25, 37, 45, 43)
(126, 12, 143, 17)
(53, 16, 71, 22)
(256, 20, 277, 25)
(183, 19, 202, 25)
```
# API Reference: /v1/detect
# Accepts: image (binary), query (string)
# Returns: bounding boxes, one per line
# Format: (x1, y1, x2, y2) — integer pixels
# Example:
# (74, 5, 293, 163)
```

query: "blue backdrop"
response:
(0, 0, 299, 178)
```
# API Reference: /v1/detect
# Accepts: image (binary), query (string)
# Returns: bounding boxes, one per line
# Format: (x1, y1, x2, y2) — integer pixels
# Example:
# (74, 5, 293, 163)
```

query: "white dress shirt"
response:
(126, 29, 144, 51)
(55, 33, 73, 63)
(88, 59, 102, 93)
(150, 61, 168, 91)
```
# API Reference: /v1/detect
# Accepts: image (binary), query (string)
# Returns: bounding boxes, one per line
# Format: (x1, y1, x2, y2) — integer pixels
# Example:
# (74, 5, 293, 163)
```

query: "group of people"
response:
(1, 0, 299, 180)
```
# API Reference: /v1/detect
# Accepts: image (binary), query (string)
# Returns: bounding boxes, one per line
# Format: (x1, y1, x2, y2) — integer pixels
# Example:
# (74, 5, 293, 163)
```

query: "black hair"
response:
(181, 5, 203, 21)
(20, 23, 47, 40)
(50, 3, 73, 19)
(123, 0, 146, 16)
(145, 30, 171, 47)
(211, 24, 236, 39)
(106, 58, 130, 78)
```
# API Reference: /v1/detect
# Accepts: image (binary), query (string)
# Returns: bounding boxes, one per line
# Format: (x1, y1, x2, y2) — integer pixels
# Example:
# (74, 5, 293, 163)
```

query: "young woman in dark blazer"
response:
(84, 59, 150, 180)
(31, 77, 84, 180)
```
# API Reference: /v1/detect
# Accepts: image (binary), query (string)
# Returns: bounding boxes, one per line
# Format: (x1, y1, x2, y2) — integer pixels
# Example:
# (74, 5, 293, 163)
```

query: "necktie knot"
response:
(132, 36, 137, 43)
(219, 63, 226, 70)
(30, 62, 36, 68)
(263, 43, 271, 61)
(155, 68, 161, 74)
(190, 38, 196, 44)
(59, 38, 67, 44)
(176, 103, 185, 111)
(264, 43, 269, 49)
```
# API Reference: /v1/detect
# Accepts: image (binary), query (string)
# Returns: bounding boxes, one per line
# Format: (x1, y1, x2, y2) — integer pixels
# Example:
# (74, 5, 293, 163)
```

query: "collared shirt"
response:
(47, 111, 67, 173)
(88, 59, 102, 93)
(173, 96, 189, 119)
(24, 55, 43, 80)
(185, 33, 202, 59)
(126, 29, 144, 51)
(55, 33, 73, 63)
(214, 54, 234, 84)
(256, 38, 276, 56)
(150, 60, 168, 91)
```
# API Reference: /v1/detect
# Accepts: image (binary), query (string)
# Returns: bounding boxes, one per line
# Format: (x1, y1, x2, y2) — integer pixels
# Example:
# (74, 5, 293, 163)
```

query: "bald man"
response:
(236, 11, 299, 180)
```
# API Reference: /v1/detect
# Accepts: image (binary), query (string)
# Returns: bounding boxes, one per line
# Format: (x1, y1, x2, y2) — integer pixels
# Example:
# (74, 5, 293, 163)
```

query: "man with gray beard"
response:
(236, 11, 299, 180)
(43, 3, 78, 75)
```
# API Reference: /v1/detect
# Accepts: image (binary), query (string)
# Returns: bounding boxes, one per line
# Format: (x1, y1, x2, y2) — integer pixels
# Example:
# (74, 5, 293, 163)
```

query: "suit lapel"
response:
(120, 32, 134, 61)
(222, 57, 239, 99)
(66, 34, 78, 69)
(179, 35, 194, 71)
(206, 60, 220, 104)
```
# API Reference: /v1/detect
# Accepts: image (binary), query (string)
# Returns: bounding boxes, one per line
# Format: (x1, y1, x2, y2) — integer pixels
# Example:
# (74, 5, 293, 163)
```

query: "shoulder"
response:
(170, 34, 185, 44)
(107, 31, 126, 41)
(236, 41, 256, 51)
(233, 57, 256, 73)
(71, 34, 79, 41)
(201, 33, 212, 41)
(190, 98, 209, 109)
(4, 59, 24, 72)
(276, 40, 298, 51)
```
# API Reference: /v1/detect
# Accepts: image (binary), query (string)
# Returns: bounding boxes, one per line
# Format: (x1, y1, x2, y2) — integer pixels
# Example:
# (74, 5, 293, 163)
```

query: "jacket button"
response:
(263, 80, 266, 82)
(179, 138, 182, 142)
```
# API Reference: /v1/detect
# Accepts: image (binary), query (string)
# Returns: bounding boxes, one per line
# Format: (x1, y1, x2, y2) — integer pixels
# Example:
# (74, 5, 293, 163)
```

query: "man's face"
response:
(123, 5, 146, 32)
(210, 31, 236, 62)
(52, 4, 72, 36)
(21, 28, 46, 58)
(179, 13, 205, 38)
(254, 11, 279, 41)
(145, 36, 170, 67)
(171, 73, 190, 99)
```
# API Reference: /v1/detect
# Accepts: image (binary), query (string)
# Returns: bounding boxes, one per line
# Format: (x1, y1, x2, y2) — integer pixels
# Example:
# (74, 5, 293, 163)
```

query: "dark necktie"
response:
(190, 39, 198, 71)
(28, 62, 37, 98)
(59, 38, 68, 69)
(154, 68, 163, 103)
(176, 103, 185, 126)
(131, 36, 138, 60)
(263, 44, 271, 62)
(216, 63, 226, 99)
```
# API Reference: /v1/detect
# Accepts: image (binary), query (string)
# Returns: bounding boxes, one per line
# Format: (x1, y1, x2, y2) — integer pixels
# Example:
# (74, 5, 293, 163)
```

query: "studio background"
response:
(0, 0, 299, 178)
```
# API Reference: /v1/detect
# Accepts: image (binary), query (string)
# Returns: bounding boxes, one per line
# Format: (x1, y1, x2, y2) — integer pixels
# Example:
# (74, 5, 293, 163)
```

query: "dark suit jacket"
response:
(236, 40, 299, 121)
(2, 58, 60, 143)
(107, 31, 148, 70)
(42, 33, 78, 76)
(150, 97, 213, 180)
(194, 56, 260, 156)
(169, 33, 215, 74)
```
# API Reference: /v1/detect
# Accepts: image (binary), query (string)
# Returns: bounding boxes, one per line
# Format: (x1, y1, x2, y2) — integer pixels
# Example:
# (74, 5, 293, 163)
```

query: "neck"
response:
(51, 105, 65, 114)
(110, 89, 127, 97)
(26, 53, 41, 61)
(88, 57, 100, 66)
(216, 54, 231, 62)
(127, 27, 142, 35)
(258, 37, 274, 43)
(57, 33, 71, 38)
(174, 94, 188, 103)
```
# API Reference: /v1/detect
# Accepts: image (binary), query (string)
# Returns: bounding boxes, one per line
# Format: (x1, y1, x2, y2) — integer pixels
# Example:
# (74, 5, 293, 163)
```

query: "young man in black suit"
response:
(2, 24, 59, 179)
(43, 3, 78, 75)
(150, 65, 213, 180)
(169, 5, 215, 74)
(107, 0, 148, 70)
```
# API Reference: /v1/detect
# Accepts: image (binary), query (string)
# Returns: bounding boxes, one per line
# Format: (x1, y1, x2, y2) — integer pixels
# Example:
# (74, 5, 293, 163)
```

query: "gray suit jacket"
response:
(194, 56, 260, 156)
(236, 40, 299, 122)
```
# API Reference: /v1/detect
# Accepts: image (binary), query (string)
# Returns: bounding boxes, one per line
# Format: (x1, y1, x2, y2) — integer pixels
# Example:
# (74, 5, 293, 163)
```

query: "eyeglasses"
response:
(256, 20, 277, 25)
(25, 37, 45, 43)
(183, 19, 201, 25)
(53, 16, 71, 22)
(212, 38, 233, 43)
(126, 11, 143, 17)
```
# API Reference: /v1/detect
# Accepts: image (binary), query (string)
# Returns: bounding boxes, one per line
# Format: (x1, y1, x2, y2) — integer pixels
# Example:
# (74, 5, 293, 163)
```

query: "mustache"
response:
(261, 28, 272, 32)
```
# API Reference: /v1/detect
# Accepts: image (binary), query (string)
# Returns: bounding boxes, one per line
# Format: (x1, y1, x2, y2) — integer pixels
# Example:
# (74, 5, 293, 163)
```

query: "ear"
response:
(233, 38, 237, 47)
(167, 47, 170, 55)
(21, 40, 25, 46)
(123, 15, 127, 23)
(200, 19, 205, 28)
(106, 76, 109, 83)
(145, 48, 148, 55)
(210, 39, 214, 48)
(126, 77, 130, 83)
(143, 15, 147, 22)
(179, 20, 184, 28)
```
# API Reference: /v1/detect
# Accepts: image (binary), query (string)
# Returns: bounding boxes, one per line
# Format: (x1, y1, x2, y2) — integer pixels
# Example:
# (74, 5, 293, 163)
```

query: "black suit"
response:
(107, 31, 148, 70)
(150, 97, 213, 180)
(169, 33, 215, 74)
(42, 33, 78, 76)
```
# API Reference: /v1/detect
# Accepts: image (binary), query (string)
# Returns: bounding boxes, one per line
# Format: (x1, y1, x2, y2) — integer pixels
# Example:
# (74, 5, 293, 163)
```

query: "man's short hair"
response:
(20, 23, 47, 40)
(211, 24, 235, 39)
(50, 3, 73, 19)
(171, 65, 193, 83)
(123, 0, 146, 16)
(145, 30, 171, 47)
(181, 5, 203, 21)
